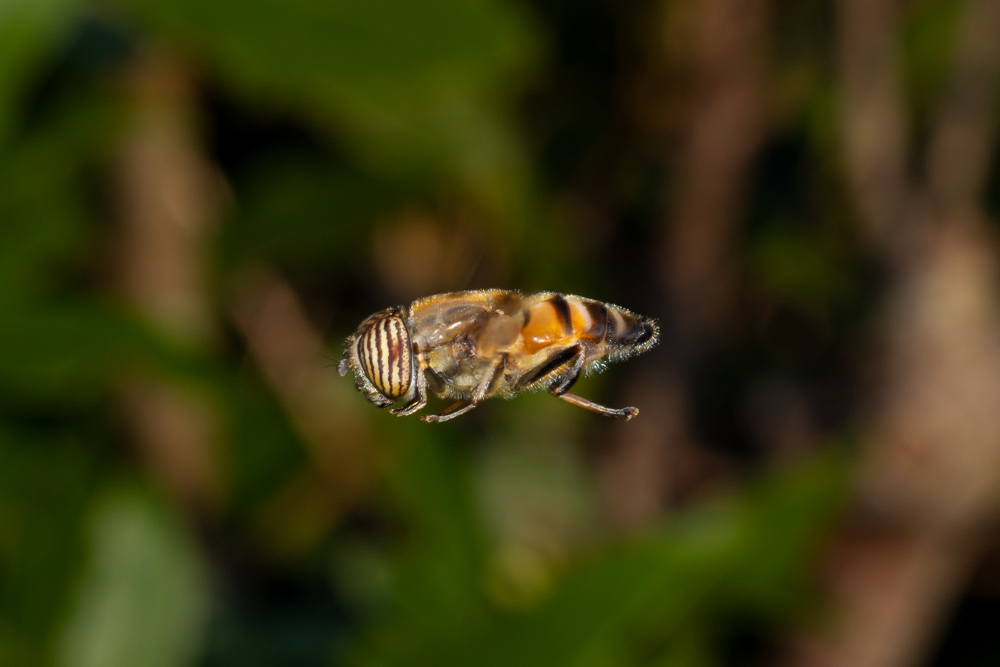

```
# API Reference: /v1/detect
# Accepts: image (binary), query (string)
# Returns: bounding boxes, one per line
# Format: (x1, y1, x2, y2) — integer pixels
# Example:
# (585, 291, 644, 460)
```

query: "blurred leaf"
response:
(345, 434, 491, 667)
(0, 300, 208, 408)
(901, 0, 964, 119)
(0, 429, 99, 666)
(114, 0, 539, 212)
(0, 94, 118, 301)
(389, 434, 488, 608)
(56, 487, 210, 667)
(418, 451, 849, 667)
(219, 159, 405, 270)
(0, 0, 78, 141)
(220, 379, 309, 516)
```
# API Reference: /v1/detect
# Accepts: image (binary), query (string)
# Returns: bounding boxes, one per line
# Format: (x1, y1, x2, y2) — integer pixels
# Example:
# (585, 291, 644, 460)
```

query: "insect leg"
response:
(420, 400, 478, 423)
(472, 353, 507, 403)
(420, 354, 506, 423)
(390, 351, 429, 416)
(546, 347, 585, 394)
(548, 345, 639, 421)
(554, 392, 639, 421)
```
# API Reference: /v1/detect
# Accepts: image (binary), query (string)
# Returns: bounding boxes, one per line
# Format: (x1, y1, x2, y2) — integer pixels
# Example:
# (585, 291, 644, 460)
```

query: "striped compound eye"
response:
(355, 310, 413, 402)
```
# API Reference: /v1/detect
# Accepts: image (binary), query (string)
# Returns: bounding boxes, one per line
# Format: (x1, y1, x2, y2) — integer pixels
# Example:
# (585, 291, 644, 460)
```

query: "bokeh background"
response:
(3, 0, 1000, 665)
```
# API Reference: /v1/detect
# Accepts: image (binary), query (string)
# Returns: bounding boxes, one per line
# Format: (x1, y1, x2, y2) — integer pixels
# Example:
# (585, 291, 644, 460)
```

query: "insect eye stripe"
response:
(357, 325, 371, 378)
(360, 322, 381, 391)
(370, 319, 385, 394)
(377, 318, 393, 395)
(386, 318, 411, 396)
(385, 320, 398, 395)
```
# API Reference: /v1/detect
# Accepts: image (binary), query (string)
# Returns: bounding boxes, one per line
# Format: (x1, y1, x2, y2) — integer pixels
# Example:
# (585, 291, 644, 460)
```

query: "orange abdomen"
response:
(521, 294, 621, 354)
(520, 293, 657, 357)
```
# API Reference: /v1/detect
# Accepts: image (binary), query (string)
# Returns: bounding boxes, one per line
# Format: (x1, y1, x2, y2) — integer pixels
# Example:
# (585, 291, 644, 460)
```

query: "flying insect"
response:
(339, 290, 659, 422)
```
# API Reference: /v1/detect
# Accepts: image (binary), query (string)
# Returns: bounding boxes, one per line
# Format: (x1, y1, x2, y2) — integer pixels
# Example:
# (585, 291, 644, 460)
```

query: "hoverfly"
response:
(338, 290, 659, 422)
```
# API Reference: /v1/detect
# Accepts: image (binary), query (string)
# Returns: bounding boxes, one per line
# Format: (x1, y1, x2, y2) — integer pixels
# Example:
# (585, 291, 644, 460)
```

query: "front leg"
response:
(420, 354, 506, 423)
(419, 400, 478, 423)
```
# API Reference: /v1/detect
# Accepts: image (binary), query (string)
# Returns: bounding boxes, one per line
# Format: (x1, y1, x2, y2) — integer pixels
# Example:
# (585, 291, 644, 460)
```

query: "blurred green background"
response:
(3, 0, 1000, 665)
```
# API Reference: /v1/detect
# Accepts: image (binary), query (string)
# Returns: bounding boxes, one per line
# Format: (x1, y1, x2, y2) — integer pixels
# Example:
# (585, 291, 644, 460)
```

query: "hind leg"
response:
(547, 346, 639, 420)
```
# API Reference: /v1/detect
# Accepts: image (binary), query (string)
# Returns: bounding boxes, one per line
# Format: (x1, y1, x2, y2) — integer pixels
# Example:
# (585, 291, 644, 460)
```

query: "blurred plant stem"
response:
(113, 49, 227, 515)
(781, 1, 1000, 666)
(228, 269, 378, 557)
(601, 0, 773, 530)
(836, 0, 911, 250)
(659, 0, 770, 343)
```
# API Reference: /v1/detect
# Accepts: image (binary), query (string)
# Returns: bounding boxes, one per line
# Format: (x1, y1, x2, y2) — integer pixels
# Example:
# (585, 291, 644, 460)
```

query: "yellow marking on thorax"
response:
(521, 301, 572, 354)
